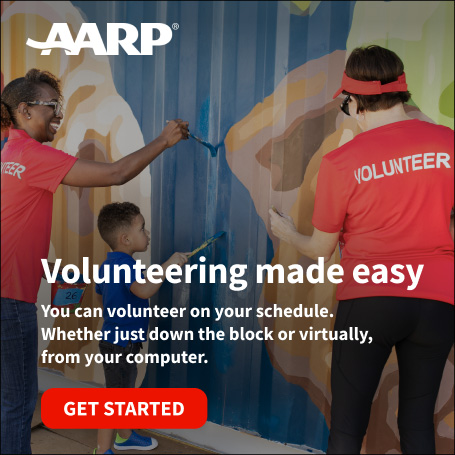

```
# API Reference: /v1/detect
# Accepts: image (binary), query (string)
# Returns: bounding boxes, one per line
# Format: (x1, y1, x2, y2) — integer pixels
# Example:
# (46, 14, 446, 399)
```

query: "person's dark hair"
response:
(344, 45, 411, 113)
(97, 202, 141, 250)
(1, 68, 63, 131)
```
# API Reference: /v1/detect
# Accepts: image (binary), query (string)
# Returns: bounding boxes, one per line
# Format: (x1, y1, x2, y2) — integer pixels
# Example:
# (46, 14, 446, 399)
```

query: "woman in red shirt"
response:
(270, 46, 454, 454)
(1, 68, 189, 454)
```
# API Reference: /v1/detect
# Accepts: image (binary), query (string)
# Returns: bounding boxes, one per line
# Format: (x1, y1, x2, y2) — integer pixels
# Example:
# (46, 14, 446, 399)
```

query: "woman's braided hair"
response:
(1, 69, 62, 131)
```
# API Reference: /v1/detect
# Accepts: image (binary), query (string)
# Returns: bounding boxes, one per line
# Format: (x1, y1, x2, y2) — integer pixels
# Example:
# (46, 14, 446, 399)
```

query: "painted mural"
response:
(1, 1, 453, 453)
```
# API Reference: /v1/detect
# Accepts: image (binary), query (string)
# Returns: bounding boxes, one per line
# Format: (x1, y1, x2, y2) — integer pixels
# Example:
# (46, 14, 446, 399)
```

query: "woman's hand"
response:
(269, 209, 339, 261)
(269, 209, 298, 244)
(159, 119, 189, 148)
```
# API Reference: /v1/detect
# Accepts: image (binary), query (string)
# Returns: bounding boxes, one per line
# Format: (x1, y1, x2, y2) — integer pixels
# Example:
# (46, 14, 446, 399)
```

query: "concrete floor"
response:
(31, 394, 215, 455)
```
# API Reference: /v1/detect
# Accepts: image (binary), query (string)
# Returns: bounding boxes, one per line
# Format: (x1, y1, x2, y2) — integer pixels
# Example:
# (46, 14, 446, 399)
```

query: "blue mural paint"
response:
(144, 146, 329, 450)
(206, 150, 218, 235)
(69, 0, 355, 450)
(73, 0, 355, 139)
(188, 132, 218, 157)
(198, 96, 210, 138)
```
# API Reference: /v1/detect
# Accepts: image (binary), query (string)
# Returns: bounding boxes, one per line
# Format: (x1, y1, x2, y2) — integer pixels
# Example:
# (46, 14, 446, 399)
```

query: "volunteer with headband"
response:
(270, 46, 454, 454)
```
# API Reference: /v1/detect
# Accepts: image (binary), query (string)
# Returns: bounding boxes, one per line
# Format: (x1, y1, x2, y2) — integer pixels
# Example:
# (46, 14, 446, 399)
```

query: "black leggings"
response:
(327, 297, 454, 454)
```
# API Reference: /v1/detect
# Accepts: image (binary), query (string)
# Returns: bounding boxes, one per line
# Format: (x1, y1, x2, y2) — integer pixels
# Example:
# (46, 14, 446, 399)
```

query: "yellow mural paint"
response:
(443, 411, 454, 429)
(226, 72, 327, 152)
(291, 1, 311, 12)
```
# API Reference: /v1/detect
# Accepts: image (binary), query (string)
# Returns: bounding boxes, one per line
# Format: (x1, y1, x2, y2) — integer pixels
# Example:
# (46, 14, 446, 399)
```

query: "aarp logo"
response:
(26, 23, 174, 55)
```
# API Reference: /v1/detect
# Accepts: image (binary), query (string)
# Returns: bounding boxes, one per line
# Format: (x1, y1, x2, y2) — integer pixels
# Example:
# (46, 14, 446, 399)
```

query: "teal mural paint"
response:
(188, 131, 218, 157)
(166, 120, 218, 156)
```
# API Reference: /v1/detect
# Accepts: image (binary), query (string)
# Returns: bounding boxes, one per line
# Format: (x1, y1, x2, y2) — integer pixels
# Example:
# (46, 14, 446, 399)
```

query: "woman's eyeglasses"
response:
(340, 95, 351, 116)
(27, 100, 63, 117)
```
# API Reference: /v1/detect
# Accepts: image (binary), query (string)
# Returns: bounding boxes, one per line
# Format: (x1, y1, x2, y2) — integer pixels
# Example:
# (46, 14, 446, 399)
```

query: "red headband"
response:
(333, 72, 408, 98)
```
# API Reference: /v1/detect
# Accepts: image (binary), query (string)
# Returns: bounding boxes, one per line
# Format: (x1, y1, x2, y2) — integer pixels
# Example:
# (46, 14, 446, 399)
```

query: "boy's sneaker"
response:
(93, 449, 114, 454)
(114, 431, 159, 451)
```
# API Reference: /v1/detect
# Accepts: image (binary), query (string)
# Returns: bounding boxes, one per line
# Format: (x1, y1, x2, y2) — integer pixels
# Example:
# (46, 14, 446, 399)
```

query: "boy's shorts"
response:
(99, 340, 143, 388)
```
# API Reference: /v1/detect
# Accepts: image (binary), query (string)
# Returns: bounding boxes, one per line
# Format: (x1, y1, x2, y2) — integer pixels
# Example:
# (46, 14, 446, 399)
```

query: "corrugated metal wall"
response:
(2, 1, 453, 452)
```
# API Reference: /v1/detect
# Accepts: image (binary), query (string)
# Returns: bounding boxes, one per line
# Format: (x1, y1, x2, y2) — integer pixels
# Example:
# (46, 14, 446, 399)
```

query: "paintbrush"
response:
(166, 120, 218, 157)
(187, 231, 226, 258)
(188, 132, 218, 157)
(271, 205, 284, 217)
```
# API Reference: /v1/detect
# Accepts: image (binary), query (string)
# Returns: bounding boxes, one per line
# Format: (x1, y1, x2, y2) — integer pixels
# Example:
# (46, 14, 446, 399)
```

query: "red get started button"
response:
(41, 388, 207, 429)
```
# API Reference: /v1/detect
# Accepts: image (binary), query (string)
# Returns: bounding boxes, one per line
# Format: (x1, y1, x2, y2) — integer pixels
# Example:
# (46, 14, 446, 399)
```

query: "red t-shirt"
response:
(312, 119, 454, 305)
(1, 129, 77, 303)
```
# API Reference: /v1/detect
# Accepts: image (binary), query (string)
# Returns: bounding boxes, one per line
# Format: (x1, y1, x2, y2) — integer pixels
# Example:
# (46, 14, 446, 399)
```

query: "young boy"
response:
(94, 202, 188, 454)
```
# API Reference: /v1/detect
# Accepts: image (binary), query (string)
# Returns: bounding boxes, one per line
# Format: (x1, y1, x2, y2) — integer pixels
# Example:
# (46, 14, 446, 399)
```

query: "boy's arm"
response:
(130, 252, 188, 299)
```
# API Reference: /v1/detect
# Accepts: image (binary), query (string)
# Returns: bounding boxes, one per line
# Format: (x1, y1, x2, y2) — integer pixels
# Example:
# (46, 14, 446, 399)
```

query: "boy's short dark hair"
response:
(97, 202, 141, 249)
(344, 45, 411, 113)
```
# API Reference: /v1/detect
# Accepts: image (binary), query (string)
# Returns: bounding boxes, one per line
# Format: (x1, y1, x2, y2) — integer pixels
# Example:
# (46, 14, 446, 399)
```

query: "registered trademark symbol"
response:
(172, 23, 179, 30)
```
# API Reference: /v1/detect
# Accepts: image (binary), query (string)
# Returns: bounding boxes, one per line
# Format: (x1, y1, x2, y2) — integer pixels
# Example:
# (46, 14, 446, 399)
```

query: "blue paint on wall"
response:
(73, 1, 354, 138)
(197, 97, 211, 139)
(69, 1, 355, 450)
